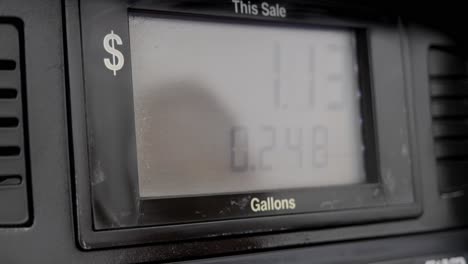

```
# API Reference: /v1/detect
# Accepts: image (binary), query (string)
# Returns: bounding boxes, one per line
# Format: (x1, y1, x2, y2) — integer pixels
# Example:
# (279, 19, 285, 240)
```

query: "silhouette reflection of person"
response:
(134, 80, 252, 198)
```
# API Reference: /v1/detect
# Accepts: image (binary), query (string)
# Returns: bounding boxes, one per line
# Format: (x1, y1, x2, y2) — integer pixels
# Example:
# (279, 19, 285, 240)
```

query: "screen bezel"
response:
(74, 0, 420, 249)
(130, 13, 379, 226)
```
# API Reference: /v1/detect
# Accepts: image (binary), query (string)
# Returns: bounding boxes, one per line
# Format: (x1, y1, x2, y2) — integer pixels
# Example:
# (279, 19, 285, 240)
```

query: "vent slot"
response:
(0, 146, 21, 157)
(0, 88, 17, 99)
(0, 117, 19, 127)
(0, 21, 30, 225)
(429, 46, 468, 193)
(0, 59, 16, 71)
(0, 175, 22, 186)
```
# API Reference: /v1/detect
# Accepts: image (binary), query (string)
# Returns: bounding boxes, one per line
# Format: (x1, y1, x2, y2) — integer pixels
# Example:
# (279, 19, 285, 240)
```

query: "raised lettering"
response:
(232, 0, 240, 13)
(260, 200, 268, 211)
(274, 199, 282, 210)
(279, 6, 286, 17)
(250, 197, 260, 212)
(251, 4, 258, 15)
(250, 197, 297, 212)
(261, 2, 270, 16)
(289, 198, 296, 209)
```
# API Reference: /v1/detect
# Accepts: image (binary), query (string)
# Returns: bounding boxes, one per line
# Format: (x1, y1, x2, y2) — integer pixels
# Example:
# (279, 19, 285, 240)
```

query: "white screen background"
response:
(129, 15, 367, 198)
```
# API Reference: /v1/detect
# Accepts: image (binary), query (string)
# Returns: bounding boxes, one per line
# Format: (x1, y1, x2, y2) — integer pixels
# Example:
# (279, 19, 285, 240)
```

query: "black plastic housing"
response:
(3, 0, 468, 263)
(72, 0, 420, 249)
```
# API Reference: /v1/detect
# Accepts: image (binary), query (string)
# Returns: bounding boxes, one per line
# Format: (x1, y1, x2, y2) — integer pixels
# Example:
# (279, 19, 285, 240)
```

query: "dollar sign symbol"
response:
(103, 30, 125, 76)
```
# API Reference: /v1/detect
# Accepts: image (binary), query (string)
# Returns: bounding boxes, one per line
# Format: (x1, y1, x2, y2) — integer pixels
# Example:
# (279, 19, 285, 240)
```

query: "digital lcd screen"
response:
(129, 15, 368, 198)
